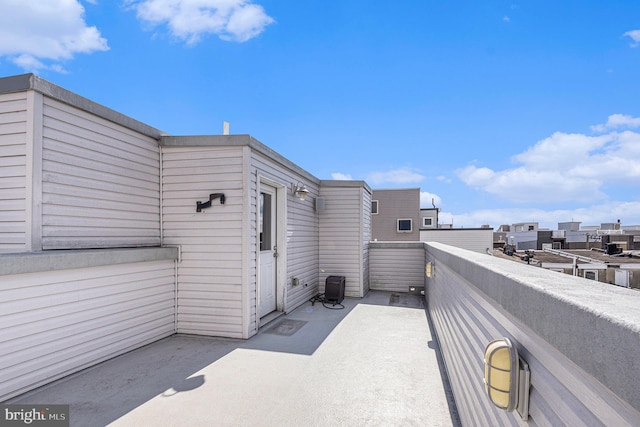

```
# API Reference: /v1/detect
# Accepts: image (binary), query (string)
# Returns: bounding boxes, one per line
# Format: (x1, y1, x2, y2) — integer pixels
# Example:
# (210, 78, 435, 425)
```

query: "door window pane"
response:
(260, 192, 272, 251)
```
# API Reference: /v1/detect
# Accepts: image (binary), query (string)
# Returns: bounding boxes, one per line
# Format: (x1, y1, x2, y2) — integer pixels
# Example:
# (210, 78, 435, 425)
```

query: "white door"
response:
(259, 185, 277, 318)
(615, 269, 630, 288)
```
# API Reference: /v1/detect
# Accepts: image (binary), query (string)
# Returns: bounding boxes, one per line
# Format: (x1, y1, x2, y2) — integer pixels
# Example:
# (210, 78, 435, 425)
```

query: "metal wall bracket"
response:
(516, 357, 531, 421)
(196, 193, 225, 212)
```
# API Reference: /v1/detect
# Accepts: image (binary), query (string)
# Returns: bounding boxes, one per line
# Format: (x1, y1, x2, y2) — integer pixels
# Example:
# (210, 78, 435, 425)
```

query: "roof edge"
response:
(319, 179, 371, 192)
(160, 134, 321, 185)
(0, 73, 166, 140)
(0, 73, 33, 92)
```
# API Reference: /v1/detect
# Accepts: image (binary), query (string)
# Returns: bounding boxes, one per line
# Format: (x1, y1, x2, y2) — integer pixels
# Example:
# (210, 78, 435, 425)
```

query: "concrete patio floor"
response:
(7, 291, 460, 427)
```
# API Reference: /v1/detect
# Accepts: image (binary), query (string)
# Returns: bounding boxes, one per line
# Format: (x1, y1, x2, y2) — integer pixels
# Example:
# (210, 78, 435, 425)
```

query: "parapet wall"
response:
(425, 242, 640, 426)
(369, 242, 425, 292)
(0, 248, 178, 401)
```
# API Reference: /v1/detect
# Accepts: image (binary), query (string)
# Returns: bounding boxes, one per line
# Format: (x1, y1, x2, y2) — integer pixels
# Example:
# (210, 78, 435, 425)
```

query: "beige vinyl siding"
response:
(250, 150, 319, 319)
(41, 97, 161, 249)
(369, 242, 424, 292)
(162, 146, 246, 338)
(0, 93, 28, 253)
(319, 184, 366, 297)
(0, 260, 176, 402)
(426, 242, 640, 426)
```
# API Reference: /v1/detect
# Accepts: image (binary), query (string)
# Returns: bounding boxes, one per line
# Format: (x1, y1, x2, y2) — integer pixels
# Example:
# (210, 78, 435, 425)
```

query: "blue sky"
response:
(1, 0, 640, 229)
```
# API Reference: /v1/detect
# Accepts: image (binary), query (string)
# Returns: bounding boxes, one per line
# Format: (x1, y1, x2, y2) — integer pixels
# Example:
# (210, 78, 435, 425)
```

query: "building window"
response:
(583, 270, 598, 281)
(528, 225, 535, 231)
(422, 217, 432, 227)
(397, 218, 412, 233)
(372, 200, 379, 214)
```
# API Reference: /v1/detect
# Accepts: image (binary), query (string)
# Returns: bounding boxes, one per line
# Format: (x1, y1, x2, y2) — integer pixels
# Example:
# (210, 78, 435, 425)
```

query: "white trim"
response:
(242, 147, 251, 338)
(257, 176, 287, 323)
(397, 218, 413, 233)
(277, 184, 287, 311)
(159, 148, 164, 245)
(583, 269, 599, 281)
(26, 90, 43, 252)
(372, 199, 379, 215)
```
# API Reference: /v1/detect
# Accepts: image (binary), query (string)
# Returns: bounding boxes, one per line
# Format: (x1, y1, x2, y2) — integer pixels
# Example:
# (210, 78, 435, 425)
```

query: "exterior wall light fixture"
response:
(483, 337, 530, 420)
(292, 182, 309, 201)
(425, 262, 434, 278)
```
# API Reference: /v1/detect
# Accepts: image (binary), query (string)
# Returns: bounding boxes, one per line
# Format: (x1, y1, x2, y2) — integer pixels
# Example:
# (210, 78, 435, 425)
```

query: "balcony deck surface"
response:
(9, 291, 459, 427)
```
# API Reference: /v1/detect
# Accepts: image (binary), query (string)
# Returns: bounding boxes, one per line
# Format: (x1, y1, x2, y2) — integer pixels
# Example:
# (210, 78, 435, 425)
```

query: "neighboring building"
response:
(505, 222, 540, 250)
(513, 222, 539, 232)
(370, 188, 493, 253)
(420, 207, 439, 229)
(493, 224, 510, 248)
(371, 188, 420, 241)
(501, 220, 640, 251)
(495, 248, 640, 289)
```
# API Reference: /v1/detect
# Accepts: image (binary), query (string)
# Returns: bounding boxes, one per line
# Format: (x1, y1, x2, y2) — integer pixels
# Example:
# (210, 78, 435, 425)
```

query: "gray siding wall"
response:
(0, 257, 176, 402)
(369, 242, 424, 292)
(371, 188, 420, 241)
(161, 145, 246, 338)
(420, 229, 493, 254)
(425, 242, 640, 426)
(0, 92, 28, 253)
(250, 150, 320, 318)
(41, 97, 161, 249)
(511, 231, 538, 250)
(319, 183, 367, 297)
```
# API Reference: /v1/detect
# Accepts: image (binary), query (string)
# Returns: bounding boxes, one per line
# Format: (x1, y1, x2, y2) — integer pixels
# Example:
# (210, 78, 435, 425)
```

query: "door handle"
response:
(273, 245, 279, 258)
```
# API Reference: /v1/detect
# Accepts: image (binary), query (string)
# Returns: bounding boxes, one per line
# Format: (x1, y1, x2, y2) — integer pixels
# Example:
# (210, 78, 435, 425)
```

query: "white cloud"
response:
(457, 126, 640, 204)
(442, 201, 640, 230)
(0, 0, 108, 71)
(366, 167, 425, 185)
(503, 16, 510, 23)
(420, 192, 442, 208)
(128, 0, 274, 44)
(331, 172, 353, 180)
(624, 29, 640, 47)
(591, 114, 640, 132)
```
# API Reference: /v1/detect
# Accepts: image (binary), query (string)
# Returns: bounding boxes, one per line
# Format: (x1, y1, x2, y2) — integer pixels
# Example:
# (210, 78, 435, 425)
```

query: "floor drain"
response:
(264, 319, 308, 336)
(389, 293, 424, 308)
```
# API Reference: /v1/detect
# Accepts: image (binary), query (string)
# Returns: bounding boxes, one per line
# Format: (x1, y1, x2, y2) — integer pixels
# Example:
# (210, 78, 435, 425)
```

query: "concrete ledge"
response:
(425, 241, 640, 412)
(369, 241, 426, 249)
(0, 247, 179, 276)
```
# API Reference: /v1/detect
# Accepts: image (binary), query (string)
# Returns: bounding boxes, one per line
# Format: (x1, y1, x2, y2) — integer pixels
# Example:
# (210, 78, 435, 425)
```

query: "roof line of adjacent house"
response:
(0, 73, 167, 140)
